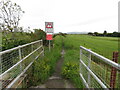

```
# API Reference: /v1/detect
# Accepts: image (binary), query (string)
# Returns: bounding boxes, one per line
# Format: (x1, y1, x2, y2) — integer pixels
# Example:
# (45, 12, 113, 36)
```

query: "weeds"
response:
(27, 37, 62, 87)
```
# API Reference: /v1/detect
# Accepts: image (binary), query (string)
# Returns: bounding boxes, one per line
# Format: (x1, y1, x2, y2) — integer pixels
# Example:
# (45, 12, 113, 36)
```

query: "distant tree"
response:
(94, 32, 98, 36)
(112, 31, 119, 37)
(0, 0, 24, 32)
(88, 32, 93, 35)
(98, 33, 104, 36)
(106, 33, 112, 37)
(103, 30, 107, 36)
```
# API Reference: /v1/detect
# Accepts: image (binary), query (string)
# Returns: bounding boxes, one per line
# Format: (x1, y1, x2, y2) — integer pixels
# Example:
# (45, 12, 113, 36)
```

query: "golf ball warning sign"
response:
(45, 22, 54, 33)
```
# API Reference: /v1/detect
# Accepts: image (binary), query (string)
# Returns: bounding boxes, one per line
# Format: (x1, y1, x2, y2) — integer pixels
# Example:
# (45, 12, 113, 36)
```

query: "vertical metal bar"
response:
(41, 40, 44, 56)
(39, 40, 41, 47)
(19, 46, 22, 72)
(31, 43, 34, 60)
(80, 47, 82, 74)
(88, 49, 91, 87)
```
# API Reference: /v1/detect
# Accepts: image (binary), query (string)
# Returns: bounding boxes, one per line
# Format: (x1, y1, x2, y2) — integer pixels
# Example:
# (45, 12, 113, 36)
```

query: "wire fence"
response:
(0, 40, 44, 89)
(80, 46, 120, 88)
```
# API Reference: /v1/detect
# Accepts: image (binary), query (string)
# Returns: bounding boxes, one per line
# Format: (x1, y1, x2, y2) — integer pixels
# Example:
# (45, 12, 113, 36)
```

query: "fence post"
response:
(88, 49, 91, 87)
(80, 47, 82, 75)
(42, 41, 44, 56)
(19, 46, 22, 72)
(110, 52, 118, 88)
(31, 43, 34, 60)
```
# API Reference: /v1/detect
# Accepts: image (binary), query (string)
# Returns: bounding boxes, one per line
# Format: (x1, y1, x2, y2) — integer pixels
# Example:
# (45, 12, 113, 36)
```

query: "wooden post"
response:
(110, 52, 118, 88)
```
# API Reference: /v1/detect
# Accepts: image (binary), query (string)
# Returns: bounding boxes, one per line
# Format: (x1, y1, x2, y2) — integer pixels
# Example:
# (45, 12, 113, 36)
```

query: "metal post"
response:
(40, 40, 42, 47)
(88, 49, 91, 87)
(19, 46, 22, 72)
(41, 40, 44, 56)
(31, 43, 35, 60)
(80, 48, 82, 75)
(49, 40, 51, 51)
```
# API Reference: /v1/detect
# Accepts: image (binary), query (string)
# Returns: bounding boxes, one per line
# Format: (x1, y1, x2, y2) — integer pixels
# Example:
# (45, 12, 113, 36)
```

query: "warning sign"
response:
(45, 22, 54, 33)
(46, 34, 53, 40)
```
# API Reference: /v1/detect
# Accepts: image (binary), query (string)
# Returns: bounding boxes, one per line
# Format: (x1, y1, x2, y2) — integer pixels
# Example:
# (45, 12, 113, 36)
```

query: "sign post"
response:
(49, 40, 50, 51)
(45, 22, 54, 51)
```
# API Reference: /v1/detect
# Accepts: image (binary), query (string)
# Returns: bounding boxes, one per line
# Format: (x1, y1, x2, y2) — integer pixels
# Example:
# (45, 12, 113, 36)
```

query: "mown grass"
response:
(59, 34, 118, 88)
(63, 35, 118, 59)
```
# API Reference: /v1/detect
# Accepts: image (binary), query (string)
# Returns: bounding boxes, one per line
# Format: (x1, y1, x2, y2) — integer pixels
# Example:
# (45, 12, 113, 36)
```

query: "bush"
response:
(2, 29, 46, 51)
(61, 50, 84, 88)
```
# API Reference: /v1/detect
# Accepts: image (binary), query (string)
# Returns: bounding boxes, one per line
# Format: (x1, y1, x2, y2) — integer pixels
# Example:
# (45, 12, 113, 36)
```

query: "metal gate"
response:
(80, 46, 120, 88)
(0, 40, 44, 89)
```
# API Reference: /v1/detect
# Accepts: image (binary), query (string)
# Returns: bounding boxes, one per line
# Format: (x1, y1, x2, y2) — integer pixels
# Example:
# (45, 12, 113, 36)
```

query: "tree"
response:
(0, 0, 24, 32)
(33, 29, 46, 40)
(88, 32, 93, 35)
(112, 31, 119, 37)
(103, 30, 107, 36)
(94, 32, 98, 36)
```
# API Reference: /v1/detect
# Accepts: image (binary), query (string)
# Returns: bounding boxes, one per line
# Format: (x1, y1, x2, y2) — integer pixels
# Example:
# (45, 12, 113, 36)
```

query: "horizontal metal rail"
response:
(0, 45, 42, 78)
(80, 46, 120, 70)
(6, 49, 43, 88)
(0, 40, 42, 55)
(80, 60, 107, 88)
(0, 40, 44, 89)
(79, 46, 120, 88)
(79, 73, 89, 88)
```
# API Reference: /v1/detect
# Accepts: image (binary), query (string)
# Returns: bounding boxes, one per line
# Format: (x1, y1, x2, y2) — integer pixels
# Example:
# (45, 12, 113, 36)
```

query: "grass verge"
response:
(27, 37, 62, 87)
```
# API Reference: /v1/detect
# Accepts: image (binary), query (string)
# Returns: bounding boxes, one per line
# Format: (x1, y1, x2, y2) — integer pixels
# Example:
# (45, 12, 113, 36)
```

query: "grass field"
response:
(54, 34, 118, 88)
(63, 35, 118, 59)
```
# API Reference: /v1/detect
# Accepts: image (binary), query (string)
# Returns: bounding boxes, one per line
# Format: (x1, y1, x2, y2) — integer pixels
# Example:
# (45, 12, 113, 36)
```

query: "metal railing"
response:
(80, 46, 120, 88)
(0, 40, 44, 89)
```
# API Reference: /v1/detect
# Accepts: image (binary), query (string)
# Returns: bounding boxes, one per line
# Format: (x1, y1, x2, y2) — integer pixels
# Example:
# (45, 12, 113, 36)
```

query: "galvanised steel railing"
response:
(80, 46, 120, 88)
(0, 40, 44, 89)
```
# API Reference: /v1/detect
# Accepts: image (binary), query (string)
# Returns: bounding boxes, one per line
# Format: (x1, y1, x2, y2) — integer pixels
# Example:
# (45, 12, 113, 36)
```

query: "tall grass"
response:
(27, 37, 62, 87)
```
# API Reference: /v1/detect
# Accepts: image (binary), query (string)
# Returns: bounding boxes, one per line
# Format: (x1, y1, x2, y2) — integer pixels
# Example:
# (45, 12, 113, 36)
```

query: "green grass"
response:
(27, 37, 63, 87)
(63, 35, 118, 59)
(57, 34, 118, 88)
(25, 34, 118, 88)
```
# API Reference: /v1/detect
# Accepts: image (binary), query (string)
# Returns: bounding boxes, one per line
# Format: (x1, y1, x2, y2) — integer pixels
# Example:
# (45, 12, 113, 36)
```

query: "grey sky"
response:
(12, 0, 119, 33)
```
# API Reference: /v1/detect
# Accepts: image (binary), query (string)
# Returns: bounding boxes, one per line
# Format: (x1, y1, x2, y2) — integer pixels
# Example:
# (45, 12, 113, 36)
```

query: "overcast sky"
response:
(12, 0, 119, 33)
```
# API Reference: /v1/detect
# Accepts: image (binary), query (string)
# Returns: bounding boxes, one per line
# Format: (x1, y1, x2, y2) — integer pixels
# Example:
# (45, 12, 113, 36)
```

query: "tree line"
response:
(88, 31, 120, 37)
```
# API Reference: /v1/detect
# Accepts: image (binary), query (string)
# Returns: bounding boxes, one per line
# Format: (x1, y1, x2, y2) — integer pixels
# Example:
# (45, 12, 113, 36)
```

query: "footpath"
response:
(32, 49, 75, 88)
